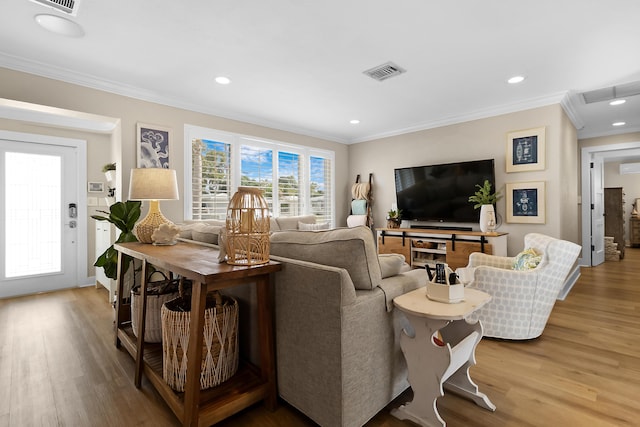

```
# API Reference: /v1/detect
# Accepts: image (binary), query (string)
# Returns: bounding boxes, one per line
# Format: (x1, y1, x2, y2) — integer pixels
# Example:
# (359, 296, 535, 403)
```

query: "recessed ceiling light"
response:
(34, 14, 84, 37)
(507, 75, 525, 84)
(609, 99, 626, 106)
(612, 121, 626, 126)
(215, 76, 231, 85)
(350, 119, 360, 124)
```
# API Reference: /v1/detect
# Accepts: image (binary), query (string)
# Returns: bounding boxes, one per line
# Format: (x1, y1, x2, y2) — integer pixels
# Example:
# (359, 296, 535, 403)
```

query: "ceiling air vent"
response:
(29, 0, 81, 16)
(363, 62, 406, 82)
(581, 81, 640, 104)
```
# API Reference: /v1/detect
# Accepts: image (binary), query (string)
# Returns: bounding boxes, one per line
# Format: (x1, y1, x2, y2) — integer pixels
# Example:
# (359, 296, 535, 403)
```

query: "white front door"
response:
(0, 138, 78, 298)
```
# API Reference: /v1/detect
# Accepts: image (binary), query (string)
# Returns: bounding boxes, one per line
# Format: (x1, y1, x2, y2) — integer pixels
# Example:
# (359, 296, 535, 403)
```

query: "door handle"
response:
(69, 203, 77, 218)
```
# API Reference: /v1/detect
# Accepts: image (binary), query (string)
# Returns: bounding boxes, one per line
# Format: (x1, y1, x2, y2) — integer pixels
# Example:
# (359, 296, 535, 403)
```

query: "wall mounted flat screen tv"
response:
(394, 159, 496, 223)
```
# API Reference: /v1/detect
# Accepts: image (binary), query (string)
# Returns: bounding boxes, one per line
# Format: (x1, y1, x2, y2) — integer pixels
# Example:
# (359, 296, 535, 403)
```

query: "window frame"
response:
(184, 124, 335, 225)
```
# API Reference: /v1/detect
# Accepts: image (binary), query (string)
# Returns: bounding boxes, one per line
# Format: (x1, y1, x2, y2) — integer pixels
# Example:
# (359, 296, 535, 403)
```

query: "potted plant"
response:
(92, 200, 141, 283)
(468, 180, 502, 232)
(102, 162, 116, 183)
(387, 208, 402, 229)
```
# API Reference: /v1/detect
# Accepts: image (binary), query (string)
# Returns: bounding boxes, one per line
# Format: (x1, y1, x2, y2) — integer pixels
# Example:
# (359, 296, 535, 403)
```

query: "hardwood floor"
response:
(1, 249, 639, 427)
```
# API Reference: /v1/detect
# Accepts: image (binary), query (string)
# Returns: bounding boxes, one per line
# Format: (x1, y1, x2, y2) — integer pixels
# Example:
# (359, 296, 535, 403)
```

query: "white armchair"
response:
(465, 233, 581, 340)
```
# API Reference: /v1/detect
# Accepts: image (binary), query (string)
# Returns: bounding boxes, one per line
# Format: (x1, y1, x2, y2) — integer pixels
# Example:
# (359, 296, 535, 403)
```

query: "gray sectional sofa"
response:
(177, 218, 427, 427)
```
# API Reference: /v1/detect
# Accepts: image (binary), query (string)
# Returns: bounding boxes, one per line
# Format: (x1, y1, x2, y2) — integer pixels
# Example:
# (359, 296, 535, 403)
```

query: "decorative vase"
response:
(479, 204, 496, 233)
(387, 219, 401, 229)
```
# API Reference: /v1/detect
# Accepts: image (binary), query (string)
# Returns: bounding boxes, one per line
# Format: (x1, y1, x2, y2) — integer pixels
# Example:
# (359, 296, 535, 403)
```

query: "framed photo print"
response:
(506, 181, 545, 224)
(506, 127, 545, 172)
(87, 182, 104, 193)
(137, 122, 171, 168)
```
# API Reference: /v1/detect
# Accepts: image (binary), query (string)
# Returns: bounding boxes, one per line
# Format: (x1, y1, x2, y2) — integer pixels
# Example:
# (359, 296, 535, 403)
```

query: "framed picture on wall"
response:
(506, 127, 545, 172)
(136, 122, 171, 168)
(506, 181, 545, 224)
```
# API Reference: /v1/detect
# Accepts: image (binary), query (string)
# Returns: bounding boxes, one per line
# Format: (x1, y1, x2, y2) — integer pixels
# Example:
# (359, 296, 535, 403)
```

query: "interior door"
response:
(0, 138, 78, 298)
(590, 156, 605, 266)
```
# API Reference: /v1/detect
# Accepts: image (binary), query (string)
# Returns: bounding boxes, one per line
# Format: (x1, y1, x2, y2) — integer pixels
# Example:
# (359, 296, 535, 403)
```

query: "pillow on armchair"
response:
(512, 248, 543, 270)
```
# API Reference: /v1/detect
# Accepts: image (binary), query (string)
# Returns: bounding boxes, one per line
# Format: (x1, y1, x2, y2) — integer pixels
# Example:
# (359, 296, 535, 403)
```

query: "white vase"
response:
(479, 204, 496, 233)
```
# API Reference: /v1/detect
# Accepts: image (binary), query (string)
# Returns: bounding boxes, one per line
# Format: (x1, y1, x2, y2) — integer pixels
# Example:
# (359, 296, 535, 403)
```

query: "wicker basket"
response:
(131, 272, 181, 343)
(161, 292, 239, 392)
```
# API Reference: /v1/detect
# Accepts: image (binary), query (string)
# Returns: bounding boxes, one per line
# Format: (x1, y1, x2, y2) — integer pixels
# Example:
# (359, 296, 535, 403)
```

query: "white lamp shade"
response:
(128, 168, 179, 200)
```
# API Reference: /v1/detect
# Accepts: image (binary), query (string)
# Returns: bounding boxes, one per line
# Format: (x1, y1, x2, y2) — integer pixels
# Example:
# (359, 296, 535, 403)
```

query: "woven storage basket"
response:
(131, 272, 181, 343)
(161, 292, 239, 392)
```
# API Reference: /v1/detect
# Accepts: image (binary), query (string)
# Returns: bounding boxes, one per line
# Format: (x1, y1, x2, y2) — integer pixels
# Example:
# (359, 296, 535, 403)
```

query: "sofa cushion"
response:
(378, 253, 406, 279)
(270, 226, 382, 290)
(276, 215, 316, 231)
(298, 221, 330, 231)
(191, 223, 222, 245)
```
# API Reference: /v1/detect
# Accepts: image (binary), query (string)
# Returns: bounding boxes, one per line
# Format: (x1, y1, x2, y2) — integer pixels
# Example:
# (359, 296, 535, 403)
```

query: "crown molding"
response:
(1, 53, 582, 145)
(0, 53, 349, 144)
(350, 92, 570, 144)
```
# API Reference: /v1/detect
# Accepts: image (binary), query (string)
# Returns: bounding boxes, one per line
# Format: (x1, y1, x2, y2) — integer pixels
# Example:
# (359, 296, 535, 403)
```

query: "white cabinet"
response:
(95, 221, 116, 302)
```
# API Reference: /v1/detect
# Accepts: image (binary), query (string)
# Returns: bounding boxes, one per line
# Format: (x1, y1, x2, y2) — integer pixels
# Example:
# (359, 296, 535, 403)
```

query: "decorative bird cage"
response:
(225, 187, 271, 265)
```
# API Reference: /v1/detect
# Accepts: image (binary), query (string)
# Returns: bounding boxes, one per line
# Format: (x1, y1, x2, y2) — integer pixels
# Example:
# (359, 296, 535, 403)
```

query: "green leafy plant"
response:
(468, 180, 502, 209)
(102, 162, 116, 173)
(387, 208, 402, 220)
(92, 200, 141, 280)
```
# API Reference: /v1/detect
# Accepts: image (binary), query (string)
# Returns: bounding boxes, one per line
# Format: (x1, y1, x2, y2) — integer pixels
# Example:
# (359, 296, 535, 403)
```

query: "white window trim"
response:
(184, 124, 335, 225)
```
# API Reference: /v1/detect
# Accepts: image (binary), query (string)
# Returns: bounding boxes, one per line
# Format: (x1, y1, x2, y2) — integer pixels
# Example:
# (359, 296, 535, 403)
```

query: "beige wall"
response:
(0, 67, 348, 281)
(348, 104, 580, 255)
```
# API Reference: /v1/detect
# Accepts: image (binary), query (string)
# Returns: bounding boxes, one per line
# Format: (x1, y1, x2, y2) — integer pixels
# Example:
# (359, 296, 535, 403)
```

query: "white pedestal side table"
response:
(392, 287, 496, 427)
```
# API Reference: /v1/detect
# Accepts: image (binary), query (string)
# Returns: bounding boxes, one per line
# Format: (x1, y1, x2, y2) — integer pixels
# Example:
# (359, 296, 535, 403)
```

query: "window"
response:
(185, 125, 334, 224)
(191, 138, 231, 220)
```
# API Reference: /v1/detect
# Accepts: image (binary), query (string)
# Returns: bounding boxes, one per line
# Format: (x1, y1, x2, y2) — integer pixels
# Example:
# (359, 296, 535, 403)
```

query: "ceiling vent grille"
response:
(581, 81, 640, 104)
(29, 0, 81, 16)
(363, 62, 406, 82)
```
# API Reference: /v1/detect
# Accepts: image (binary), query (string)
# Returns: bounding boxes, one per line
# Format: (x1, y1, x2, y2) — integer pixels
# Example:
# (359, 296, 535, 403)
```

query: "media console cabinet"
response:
(376, 227, 508, 270)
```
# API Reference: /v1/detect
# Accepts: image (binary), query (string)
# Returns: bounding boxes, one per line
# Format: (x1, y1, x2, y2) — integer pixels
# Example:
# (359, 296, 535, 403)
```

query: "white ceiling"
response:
(1, 0, 640, 145)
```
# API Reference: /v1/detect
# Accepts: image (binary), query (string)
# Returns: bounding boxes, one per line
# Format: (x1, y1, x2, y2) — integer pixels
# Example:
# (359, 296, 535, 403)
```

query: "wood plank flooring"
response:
(1, 249, 639, 426)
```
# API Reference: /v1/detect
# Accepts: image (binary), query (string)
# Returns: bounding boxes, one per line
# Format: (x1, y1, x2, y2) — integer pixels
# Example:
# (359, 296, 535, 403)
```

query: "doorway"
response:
(0, 131, 87, 298)
(580, 141, 640, 266)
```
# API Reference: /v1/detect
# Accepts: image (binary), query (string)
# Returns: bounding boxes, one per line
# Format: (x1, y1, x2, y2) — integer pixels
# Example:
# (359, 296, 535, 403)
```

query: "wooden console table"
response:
(114, 241, 281, 427)
(392, 287, 495, 427)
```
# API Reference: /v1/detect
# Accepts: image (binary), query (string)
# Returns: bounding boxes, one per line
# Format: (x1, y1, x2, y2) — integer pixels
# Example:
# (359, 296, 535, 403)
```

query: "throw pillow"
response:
(378, 253, 406, 278)
(351, 199, 367, 215)
(298, 221, 330, 231)
(512, 248, 543, 271)
(191, 223, 221, 244)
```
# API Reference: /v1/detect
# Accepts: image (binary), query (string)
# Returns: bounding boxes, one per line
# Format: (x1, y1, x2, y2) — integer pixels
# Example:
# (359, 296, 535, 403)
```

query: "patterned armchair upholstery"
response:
(465, 233, 581, 340)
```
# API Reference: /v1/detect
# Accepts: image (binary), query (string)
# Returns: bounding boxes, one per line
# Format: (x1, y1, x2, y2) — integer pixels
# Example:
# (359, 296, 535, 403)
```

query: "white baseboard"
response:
(557, 266, 581, 301)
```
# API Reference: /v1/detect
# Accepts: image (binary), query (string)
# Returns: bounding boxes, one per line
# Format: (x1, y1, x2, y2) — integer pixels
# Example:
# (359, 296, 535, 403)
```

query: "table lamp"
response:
(128, 168, 179, 244)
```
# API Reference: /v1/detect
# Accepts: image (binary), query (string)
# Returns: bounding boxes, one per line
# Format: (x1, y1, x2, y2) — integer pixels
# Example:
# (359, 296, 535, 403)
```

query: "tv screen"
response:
(394, 159, 496, 223)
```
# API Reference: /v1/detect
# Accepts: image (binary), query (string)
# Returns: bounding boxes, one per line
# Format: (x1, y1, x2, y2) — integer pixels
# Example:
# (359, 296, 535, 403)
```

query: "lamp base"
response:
(134, 200, 174, 244)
